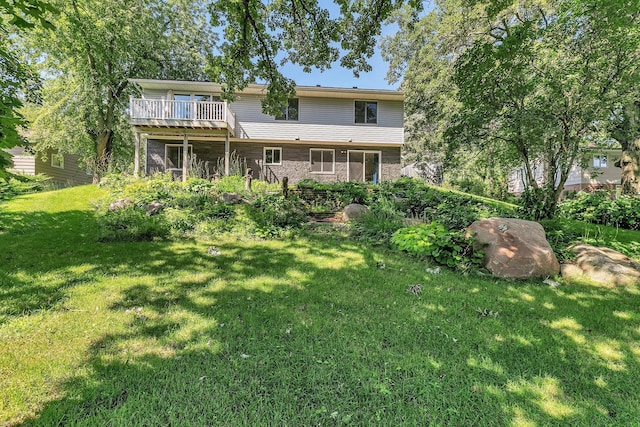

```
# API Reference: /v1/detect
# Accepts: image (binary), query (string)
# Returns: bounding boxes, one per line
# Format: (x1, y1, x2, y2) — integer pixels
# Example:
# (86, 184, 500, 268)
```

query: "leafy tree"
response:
(0, 0, 55, 175)
(24, 0, 216, 179)
(384, 0, 640, 218)
(207, 0, 421, 115)
(611, 100, 640, 195)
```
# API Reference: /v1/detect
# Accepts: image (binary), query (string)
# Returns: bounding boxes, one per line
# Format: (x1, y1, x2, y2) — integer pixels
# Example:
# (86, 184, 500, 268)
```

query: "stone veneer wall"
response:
(147, 139, 401, 184)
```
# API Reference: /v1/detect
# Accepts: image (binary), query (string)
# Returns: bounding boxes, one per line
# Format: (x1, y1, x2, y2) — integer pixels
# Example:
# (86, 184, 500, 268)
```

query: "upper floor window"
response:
(355, 100, 377, 124)
(276, 98, 299, 121)
(264, 147, 282, 165)
(593, 155, 607, 168)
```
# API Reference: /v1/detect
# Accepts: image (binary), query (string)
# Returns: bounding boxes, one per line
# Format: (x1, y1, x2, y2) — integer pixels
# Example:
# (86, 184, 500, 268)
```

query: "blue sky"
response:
(279, 47, 396, 91)
(275, 2, 403, 91)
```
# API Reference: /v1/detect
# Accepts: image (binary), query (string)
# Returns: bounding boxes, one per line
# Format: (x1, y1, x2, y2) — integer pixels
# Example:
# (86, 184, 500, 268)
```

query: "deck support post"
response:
(182, 134, 188, 182)
(224, 130, 230, 176)
(134, 131, 141, 177)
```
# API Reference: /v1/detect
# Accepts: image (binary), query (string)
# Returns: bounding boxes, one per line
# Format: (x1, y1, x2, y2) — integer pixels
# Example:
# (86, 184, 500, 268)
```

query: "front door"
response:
(348, 150, 381, 183)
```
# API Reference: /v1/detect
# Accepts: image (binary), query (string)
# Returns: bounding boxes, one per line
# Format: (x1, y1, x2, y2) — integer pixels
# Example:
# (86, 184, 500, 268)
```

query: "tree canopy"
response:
(0, 0, 55, 175)
(207, 0, 420, 115)
(384, 0, 640, 217)
(24, 0, 216, 178)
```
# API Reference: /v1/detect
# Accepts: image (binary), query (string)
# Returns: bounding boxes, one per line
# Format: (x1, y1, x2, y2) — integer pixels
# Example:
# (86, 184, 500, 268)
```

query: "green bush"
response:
(0, 173, 51, 201)
(558, 191, 640, 230)
(162, 207, 196, 234)
(98, 206, 169, 242)
(377, 177, 514, 231)
(350, 200, 405, 245)
(294, 179, 373, 211)
(391, 222, 482, 271)
(248, 194, 308, 238)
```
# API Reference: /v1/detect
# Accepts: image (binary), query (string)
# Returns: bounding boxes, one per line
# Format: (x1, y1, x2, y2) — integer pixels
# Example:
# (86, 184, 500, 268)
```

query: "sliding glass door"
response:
(348, 150, 381, 183)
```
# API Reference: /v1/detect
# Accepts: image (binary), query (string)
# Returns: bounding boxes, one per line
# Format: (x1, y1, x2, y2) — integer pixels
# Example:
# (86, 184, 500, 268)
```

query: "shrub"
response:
(391, 222, 483, 272)
(294, 179, 373, 211)
(377, 177, 514, 231)
(98, 206, 169, 242)
(162, 207, 196, 234)
(350, 200, 405, 245)
(558, 191, 640, 230)
(0, 173, 51, 201)
(248, 194, 308, 238)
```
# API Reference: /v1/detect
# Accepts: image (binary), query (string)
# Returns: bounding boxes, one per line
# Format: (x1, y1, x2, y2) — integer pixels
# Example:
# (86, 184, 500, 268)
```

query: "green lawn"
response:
(1, 186, 639, 426)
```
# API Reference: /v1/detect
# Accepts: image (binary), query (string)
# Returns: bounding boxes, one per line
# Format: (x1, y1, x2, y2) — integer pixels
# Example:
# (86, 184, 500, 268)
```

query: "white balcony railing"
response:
(130, 98, 236, 131)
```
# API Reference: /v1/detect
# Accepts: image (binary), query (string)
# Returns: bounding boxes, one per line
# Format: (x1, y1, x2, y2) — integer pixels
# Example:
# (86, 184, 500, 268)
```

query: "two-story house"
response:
(129, 79, 404, 183)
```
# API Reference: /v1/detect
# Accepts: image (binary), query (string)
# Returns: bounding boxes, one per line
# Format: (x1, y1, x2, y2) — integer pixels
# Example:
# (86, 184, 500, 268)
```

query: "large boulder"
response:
(468, 218, 560, 280)
(561, 244, 640, 286)
(342, 203, 369, 221)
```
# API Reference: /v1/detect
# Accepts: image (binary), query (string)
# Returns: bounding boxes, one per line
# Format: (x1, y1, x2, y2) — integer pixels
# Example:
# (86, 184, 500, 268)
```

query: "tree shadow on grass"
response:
(3, 201, 640, 425)
(10, 230, 640, 426)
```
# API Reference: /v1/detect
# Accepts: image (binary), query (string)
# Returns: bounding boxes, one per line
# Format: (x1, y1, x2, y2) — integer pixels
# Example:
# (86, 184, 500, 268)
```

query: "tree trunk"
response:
(620, 139, 640, 195)
(93, 130, 114, 183)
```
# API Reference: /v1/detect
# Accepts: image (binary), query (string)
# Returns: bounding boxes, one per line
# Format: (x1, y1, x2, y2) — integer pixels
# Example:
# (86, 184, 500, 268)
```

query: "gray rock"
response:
(108, 198, 133, 211)
(467, 218, 560, 280)
(145, 201, 163, 216)
(561, 244, 640, 286)
(220, 192, 243, 204)
(342, 203, 370, 221)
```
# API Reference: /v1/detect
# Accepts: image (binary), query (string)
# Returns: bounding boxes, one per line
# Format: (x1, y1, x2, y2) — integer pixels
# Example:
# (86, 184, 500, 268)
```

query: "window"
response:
(165, 144, 193, 170)
(51, 152, 64, 169)
(593, 155, 608, 168)
(355, 100, 377, 124)
(310, 149, 335, 174)
(264, 147, 282, 165)
(275, 98, 299, 121)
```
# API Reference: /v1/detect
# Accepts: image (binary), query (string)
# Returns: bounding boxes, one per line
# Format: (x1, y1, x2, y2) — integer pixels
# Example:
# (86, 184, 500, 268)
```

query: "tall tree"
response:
(0, 0, 54, 175)
(24, 0, 216, 179)
(611, 100, 640, 195)
(384, 0, 640, 217)
(207, 0, 421, 114)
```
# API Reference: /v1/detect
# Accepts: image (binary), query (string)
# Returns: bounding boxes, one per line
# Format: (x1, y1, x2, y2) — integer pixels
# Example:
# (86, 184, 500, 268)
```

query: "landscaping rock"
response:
(145, 201, 163, 216)
(108, 198, 133, 211)
(220, 192, 243, 204)
(561, 244, 640, 286)
(342, 203, 369, 221)
(467, 218, 560, 280)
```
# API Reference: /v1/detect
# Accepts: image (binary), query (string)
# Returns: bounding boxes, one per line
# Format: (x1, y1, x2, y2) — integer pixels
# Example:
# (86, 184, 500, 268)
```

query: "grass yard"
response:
(1, 186, 639, 426)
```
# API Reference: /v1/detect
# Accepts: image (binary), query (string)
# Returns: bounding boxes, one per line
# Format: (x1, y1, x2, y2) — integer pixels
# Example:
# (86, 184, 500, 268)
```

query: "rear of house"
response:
(129, 80, 404, 184)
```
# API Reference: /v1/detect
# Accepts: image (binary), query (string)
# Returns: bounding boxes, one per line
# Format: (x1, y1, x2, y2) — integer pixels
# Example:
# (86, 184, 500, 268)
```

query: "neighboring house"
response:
(401, 162, 443, 185)
(129, 80, 404, 184)
(6, 147, 92, 186)
(509, 148, 622, 195)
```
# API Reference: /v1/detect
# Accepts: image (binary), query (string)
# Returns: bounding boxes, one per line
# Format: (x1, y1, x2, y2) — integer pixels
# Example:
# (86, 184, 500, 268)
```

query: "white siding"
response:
(5, 148, 36, 175)
(230, 95, 403, 144)
(141, 89, 168, 100)
(10, 155, 36, 175)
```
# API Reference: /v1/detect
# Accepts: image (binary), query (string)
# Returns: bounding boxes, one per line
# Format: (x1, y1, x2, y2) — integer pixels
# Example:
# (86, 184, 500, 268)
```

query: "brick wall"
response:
(146, 139, 401, 184)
